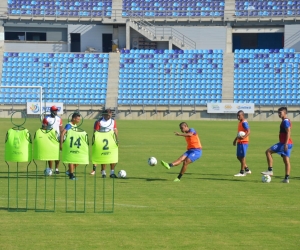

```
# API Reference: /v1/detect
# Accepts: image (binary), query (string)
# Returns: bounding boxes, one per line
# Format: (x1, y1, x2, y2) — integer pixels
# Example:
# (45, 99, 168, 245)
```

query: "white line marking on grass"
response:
(0, 197, 149, 208)
(114, 203, 149, 208)
(1, 197, 299, 210)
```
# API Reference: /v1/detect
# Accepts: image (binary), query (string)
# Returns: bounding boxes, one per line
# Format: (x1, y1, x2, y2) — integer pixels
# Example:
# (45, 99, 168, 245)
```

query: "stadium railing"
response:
(5, 7, 112, 18)
(234, 9, 300, 18)
(2, 8, 300, 20)
(127, 13, 196, 49)
(116, 99, 300, 119)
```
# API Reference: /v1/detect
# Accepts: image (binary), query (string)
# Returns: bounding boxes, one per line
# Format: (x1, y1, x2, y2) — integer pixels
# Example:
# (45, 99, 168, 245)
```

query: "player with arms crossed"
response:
(60, 113, 81, 180)
(161, 122, 202, 182)
(261, 107, 293, 183)
(233, 110, 252, 176)
(91, 109, 118, 178)
(42, 105, 63, 174)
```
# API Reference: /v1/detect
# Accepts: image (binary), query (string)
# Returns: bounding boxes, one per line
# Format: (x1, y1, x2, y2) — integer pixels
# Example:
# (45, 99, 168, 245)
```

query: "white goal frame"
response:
(0, 86, 43, 115)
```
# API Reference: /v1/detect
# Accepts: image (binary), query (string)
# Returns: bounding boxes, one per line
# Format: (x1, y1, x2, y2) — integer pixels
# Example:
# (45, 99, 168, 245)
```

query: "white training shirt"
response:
(42, 115, 63, 136)
(94, 118, 117, 132)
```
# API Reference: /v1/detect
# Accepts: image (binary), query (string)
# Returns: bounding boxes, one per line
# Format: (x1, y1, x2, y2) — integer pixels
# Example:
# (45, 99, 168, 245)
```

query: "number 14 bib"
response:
(62, 128, 89, 164)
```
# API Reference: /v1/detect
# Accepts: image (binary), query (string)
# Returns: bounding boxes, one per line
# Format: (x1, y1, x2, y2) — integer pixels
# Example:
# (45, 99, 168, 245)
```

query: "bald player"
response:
(233, 110, 251, 177)
(161, 122, 202, 182)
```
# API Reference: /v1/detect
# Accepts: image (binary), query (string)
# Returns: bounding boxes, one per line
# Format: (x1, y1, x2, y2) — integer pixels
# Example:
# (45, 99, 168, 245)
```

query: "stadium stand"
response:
(235, 0, 300, 17)
(122, 0, 225, 17)
(7, 0, 113, 17)
(233, 48, 300, 105)
(1, 52, 109, 105)
(118, 49, 223, 105)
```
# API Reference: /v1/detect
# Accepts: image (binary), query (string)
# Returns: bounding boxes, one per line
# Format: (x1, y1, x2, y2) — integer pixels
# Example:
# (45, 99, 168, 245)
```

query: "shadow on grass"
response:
(291, 176, 300, 180)
(0, 171, 68, 179)
(0, 175, 66, 179)
(0, 207, 37, 212)
(125, 177, 168, 181)
(165, 172, 236, 177)
(196, 177, 260, 183)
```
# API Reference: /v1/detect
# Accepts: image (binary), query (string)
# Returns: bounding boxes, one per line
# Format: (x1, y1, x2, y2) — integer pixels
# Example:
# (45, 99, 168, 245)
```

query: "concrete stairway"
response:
(105, 53, 120, 109)
(0, 50, 3, 84)
(222, 53, 234, 102)
(224, 0, 236, 20)
(109, 0, 124, 23)
(128, 19, 196, 50)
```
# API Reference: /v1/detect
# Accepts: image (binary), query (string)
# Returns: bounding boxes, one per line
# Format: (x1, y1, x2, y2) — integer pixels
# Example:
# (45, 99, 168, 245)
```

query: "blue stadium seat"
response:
(234, 48, 299, 105)
(117, 49, 223, 105)
(2, 52, 109, 105)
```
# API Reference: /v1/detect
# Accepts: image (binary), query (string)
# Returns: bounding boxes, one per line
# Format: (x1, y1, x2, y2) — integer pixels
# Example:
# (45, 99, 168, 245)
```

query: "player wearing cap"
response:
(91, 109, 118, 178)
(42, 105, 63, 174)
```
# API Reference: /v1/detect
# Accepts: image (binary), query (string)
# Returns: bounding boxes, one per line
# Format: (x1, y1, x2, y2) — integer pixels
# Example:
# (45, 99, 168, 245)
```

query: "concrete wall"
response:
(1, 104, 300, 121)
(130, 26, 226, 50)
(285, 24, 300, 52)
(4, 41, 68, 52)
(118, 25, 126, 49)
(157, 41, 169, 50)
(4, 26, 67, 41)
(0, 105, 102, 119)
(0, 20, 4, 50)
(130, 28, 143, 48)
(171, 26, 227, 50)
(115, 110, 300, 121)
(67, 24, 113, 52)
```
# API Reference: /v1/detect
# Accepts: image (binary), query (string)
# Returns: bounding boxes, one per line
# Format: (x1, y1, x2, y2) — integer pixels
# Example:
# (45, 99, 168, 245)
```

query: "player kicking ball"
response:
(161, 122, 202, 182)
(233, 110, 251, 176)
(261, 107, 293, 183)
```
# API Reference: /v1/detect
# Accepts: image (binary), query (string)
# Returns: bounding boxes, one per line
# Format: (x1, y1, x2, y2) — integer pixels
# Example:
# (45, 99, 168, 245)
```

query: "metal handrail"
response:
(117, 98, 300, 107)
(3, 7, 300, 19)
(127, 10, 196, 49)
(123, 9, 224, 18)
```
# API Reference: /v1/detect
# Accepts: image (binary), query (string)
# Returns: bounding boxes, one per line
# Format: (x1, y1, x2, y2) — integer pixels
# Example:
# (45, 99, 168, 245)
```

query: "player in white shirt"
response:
(91, 109, 118, 178)
(42, 105, 63, 174)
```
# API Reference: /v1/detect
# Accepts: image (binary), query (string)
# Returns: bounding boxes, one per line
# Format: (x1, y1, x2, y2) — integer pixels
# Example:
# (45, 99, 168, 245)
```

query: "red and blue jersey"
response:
(279, 119, 292, 144)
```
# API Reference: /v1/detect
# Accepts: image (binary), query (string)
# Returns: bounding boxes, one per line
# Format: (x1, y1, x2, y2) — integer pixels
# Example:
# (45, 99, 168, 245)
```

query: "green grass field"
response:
(0, 118, 300, 249)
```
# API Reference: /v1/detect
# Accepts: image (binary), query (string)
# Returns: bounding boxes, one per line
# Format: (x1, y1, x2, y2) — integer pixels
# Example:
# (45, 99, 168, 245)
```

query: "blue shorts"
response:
(237, 143, 248, 158)
(270, 143, 293, 157)
(183, 149, 202, 162)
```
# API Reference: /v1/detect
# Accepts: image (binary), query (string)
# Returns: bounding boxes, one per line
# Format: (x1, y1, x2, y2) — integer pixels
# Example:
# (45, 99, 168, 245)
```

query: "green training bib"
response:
(92, 130, 118, 164)
(62, 127, 89, 164)
(33, 129, 59, 161)
(5, 128, 32, 162)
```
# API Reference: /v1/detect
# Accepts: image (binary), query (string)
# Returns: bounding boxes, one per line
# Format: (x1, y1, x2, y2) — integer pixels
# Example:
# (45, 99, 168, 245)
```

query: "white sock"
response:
(110, 170, 115, 175)
(101, 170, 106, 175)
(55, 168, 59, 171)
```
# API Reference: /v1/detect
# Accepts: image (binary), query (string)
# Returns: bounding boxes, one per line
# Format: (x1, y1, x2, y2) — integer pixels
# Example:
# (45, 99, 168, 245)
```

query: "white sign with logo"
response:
(27, 102, 64, 115)
(207, 103, 255, 114)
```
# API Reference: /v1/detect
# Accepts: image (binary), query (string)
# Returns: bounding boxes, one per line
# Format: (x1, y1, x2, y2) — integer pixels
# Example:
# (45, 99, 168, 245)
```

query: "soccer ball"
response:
(118, 170, 126, 178)
(44, 168, 53, 176)
(237, 131, 246, 138)
(148, 157, 157, 166)
(262, 175, 271, 183)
